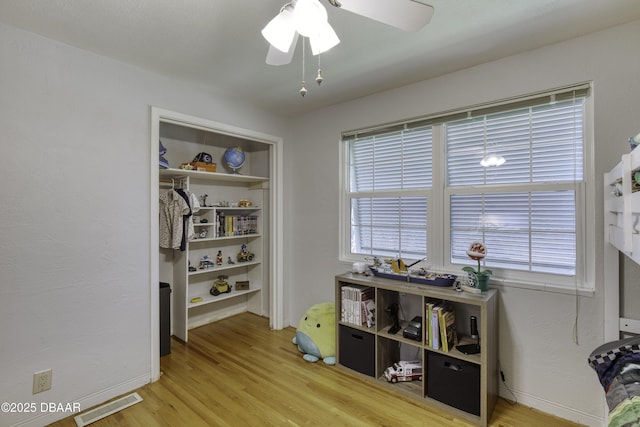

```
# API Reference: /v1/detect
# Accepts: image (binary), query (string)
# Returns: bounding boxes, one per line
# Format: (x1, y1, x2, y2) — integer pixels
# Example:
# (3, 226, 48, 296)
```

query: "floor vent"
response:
(74, 392, 143, 427)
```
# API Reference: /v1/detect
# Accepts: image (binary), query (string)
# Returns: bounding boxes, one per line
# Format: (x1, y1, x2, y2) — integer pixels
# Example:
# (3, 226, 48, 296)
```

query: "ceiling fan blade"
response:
(266, 33, 299, 66)
(335, 0, 434, 32)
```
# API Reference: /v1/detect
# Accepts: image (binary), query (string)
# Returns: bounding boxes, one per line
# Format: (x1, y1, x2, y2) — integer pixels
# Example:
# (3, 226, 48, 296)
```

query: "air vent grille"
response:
(74, 392, 143, 427)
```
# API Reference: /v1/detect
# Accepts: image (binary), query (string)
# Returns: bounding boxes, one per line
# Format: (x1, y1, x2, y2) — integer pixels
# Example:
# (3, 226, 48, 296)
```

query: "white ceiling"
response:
(1, 0, 640, 117)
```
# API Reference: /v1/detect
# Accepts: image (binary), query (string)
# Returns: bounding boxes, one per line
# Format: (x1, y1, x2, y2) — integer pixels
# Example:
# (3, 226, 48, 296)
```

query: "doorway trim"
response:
(149, 107, 285, 381)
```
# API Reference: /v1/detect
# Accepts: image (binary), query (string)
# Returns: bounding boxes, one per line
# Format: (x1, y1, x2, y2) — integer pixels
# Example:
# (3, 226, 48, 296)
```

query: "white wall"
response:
(3, 13, 640, 427)
(0, 23, 287, 426)
(287, 20, 640, 426)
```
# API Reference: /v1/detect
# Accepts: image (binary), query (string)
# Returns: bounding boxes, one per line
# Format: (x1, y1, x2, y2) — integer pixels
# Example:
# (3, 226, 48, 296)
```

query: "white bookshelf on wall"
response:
(604, 147, 640, 340)
(157, 112, 274, 342)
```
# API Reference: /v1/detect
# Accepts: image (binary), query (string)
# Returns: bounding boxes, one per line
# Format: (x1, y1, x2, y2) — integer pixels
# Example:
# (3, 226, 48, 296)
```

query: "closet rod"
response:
(159, 177, 187, 187)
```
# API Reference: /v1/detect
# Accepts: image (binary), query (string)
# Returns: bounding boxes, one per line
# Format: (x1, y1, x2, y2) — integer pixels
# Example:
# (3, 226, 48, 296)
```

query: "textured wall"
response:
(0, 22, 285, 426)
(286, 20, 640, 426)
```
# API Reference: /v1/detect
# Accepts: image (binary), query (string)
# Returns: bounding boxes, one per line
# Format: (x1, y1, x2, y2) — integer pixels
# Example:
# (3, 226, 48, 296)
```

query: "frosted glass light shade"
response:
(309, 21, 340, 55)
(262, 6, 296, 53)
(480, 154, 506, 167)
(293, 0, 327, 37)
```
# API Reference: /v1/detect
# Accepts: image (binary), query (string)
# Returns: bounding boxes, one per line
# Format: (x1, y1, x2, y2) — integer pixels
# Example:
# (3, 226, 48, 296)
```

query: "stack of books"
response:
(425, 300, 457, 352)
(215, 213, 258, 237)
(340, 285, 375, 328)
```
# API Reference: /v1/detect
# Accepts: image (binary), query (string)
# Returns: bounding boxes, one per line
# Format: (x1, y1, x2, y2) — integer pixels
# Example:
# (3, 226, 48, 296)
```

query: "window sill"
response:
(338, 259, 595, 297)
(488, 276, 595, 297)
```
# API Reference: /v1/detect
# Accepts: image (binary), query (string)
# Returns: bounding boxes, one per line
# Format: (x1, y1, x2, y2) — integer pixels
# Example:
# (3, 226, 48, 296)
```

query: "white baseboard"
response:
(500, 385, 605, 427)
(11, 374, 149, 427)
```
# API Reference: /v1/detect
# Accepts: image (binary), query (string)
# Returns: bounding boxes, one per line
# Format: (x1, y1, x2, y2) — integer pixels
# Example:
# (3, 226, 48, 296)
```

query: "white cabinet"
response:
(604, 149, 640, 338)
(159, 125, 271, 342)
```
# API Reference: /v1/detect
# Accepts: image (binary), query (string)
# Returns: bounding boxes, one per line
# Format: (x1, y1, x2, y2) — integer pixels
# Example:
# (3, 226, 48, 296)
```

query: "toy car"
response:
(237, 244, 254, 262)
(383, 360, 423, 383)
(199, 255, 215, 269)
(210, 275, 231, 296)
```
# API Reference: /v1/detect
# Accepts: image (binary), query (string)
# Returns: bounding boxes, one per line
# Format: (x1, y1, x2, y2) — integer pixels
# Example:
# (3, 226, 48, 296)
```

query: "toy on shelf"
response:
(216, 250, 223, 265)
(237, 243, 255, 262)
(367, 257, 456, 287)
(199, 255, 215, 269)
(210, 275, 231, 296)
(383, 360, 423, 383)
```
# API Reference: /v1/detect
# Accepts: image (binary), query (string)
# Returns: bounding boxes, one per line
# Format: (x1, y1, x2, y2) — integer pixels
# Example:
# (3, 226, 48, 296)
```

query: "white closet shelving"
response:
(158, 116, 272, 342)
(604, 148, 640, 338)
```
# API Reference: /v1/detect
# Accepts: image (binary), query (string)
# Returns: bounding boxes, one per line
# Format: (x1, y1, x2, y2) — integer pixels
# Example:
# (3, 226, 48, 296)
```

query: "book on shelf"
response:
(437, 304, 457, 352)
(215, 212, 258, 238)
(341, 285, 375, 328)
(425, 299, 439, 348)
(431, 303, 442, 350)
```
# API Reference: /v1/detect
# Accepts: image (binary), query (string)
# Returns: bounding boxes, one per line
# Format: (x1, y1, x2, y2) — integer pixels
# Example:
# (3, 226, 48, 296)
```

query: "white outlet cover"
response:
(32, 369, 52, 394)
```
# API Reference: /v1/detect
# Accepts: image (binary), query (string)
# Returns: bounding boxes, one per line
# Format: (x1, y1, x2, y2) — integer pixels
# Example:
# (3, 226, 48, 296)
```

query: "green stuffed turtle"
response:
(292, 302, 336, 365)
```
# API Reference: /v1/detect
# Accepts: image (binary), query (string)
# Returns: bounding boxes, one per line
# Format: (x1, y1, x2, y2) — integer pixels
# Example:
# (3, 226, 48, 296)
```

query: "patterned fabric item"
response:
(589, 338, 640, 426)
(608, 395, 640, 427)
(589, 343, 640, 389)
(159, 190, 190, 249)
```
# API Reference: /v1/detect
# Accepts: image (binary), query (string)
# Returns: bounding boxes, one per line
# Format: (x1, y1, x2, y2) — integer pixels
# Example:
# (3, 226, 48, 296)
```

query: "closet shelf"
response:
(188, 260, 261, 276)
(160, 167, 268, 183)
(190, 234, 262, 243)
(189, 288, 260, 309)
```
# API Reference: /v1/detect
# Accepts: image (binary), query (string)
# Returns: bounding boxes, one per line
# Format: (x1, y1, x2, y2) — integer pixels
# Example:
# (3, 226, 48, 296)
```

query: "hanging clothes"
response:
(159, 189, 190, 250)
(174, 188, 192, 251)
(187, 191, 201, 240)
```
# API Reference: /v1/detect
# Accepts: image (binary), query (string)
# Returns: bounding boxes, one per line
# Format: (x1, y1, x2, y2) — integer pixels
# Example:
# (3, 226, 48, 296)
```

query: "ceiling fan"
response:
(262, 0, 435, 67)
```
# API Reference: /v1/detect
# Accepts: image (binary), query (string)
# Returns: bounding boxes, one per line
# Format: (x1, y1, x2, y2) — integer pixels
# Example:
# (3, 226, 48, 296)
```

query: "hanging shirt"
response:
(187, 191, 201, 240)
(159, 189, 190, 249)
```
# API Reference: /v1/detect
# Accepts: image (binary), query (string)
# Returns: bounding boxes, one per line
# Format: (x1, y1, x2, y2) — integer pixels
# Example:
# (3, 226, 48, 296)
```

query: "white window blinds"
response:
(348, 127, 432, 258)
(342, 83, 589, 286)
(446, 97, 584, 275)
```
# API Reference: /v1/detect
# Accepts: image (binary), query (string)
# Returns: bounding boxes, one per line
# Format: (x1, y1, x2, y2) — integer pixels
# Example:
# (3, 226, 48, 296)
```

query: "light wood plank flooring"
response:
(50, 313, 582, 426)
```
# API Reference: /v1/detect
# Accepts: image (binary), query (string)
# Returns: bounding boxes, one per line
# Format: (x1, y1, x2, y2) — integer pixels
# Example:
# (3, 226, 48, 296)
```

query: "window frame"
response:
(339, 84, 595, 293)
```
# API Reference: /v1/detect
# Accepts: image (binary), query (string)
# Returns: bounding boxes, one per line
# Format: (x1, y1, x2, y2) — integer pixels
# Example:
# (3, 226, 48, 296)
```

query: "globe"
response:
(223, 146, 245, 174)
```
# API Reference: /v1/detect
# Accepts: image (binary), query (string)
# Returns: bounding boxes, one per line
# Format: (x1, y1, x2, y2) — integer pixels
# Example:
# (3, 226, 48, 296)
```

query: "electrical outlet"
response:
(32, 369, 52, 394)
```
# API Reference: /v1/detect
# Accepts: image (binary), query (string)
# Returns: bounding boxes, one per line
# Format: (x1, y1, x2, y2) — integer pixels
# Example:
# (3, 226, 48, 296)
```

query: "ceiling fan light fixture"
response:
(480, 154, 506, 167)
(309, 21, 340, 55)
(293, 0, 328, 37)
(261, 5, 296, 53)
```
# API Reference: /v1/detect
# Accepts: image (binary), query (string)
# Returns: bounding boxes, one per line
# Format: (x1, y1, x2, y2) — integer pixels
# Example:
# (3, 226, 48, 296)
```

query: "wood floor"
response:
(50, 313, 582, 427)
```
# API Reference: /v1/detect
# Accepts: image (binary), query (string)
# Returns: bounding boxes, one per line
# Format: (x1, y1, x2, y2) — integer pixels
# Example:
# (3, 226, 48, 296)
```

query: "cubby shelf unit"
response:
(335, 272, 498, 427)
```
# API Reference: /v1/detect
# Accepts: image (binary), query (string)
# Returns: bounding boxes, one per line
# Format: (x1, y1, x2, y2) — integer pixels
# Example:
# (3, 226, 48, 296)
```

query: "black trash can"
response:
(159, 282, 171, 357)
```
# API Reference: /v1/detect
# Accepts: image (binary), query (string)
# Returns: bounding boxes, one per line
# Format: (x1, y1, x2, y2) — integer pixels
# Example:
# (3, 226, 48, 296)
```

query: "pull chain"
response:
(316, 54, 323, 86)
(300, 38, 307, 97)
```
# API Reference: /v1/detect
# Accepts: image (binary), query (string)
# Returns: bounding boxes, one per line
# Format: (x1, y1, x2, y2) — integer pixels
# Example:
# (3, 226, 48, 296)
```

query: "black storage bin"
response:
(339, 325, 375, 377)
(159, 282, 171, 357)
(427, 352, 480, 415)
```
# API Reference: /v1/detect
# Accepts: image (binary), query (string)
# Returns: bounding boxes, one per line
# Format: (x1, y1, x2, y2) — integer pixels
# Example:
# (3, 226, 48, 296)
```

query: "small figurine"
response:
(199, 255, 215, 269)
(227, 256, 235, 265)
(201, 194, 208, 207)
(216, 250, 223, 265)
(237, 244, 255, 262)
(210, 275, 231, 296)
(199, 229, 208, 239)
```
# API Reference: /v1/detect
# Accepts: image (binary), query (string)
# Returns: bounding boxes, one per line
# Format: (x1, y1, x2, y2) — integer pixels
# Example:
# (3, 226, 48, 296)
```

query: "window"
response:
(347, 127, 432, 259)
(341, 84, 592, 290)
